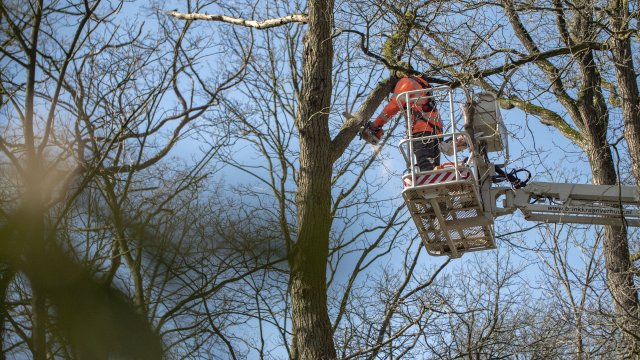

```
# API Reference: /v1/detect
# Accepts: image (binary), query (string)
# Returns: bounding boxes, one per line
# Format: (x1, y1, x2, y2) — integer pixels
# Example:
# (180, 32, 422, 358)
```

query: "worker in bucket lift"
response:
(360, 74, 446, 171)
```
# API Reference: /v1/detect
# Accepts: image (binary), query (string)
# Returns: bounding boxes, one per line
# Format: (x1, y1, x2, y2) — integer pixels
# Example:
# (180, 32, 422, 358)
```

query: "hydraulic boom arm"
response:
(493, 182, 640, 227)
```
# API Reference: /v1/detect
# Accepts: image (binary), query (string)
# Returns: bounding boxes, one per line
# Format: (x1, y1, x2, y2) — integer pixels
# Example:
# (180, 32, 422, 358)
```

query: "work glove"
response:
(439, 135, 468, 156)
(359, 121, 384, 145)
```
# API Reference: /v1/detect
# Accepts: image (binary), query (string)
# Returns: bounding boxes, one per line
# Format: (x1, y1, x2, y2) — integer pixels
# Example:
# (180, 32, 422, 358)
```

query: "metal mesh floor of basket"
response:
(402, 180, 495, 258)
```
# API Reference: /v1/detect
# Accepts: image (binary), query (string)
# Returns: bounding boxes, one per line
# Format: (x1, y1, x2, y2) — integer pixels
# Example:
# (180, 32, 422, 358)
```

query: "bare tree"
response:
(168, 0, 405, 357)
(494, 2, 639, 354)
(607, 0, 640, 188)
(0, 0, 251, 358)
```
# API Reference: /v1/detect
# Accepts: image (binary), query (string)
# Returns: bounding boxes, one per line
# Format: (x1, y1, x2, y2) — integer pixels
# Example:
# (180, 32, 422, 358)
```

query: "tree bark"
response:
(32, 286, 47, 360)
(609, 0, 640, 187)
(24, 2, 47, 358)
(577, 44, 639, 357)
(586, 142, 639, 356)
(289, 0, 337, 359)
(0, 268, 14, 360)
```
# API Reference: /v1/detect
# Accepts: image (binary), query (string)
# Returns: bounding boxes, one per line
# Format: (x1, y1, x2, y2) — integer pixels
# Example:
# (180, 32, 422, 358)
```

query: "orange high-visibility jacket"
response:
(373, 76, 442, 134)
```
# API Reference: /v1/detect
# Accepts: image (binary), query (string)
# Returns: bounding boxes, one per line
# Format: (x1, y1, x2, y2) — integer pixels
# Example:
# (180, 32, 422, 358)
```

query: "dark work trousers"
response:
(412, 131, 440, 171)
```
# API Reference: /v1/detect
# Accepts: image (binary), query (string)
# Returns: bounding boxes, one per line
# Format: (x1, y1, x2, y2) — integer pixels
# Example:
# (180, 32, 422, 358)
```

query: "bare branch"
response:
(500, 0, 583, 129)
(334, 29, 447, 84)
(448, 41, 607, 88)
(167, 11, 308, 29)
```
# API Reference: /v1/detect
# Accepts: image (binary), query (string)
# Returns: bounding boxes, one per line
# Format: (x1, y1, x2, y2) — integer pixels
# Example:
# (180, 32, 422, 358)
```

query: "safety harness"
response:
(408, 76, 443, 135)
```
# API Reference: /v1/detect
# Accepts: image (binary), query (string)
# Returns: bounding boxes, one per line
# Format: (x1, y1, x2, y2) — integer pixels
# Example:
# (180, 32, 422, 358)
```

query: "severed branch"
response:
(329, 77, 396, 163)
(167, 11, 308, 29)
(461, 99, 477, 152)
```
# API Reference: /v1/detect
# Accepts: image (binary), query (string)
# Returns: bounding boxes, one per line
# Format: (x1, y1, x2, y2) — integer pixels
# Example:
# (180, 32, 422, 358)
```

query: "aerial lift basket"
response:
(398, 87, 499, 258)
(396, 88, 640, 259)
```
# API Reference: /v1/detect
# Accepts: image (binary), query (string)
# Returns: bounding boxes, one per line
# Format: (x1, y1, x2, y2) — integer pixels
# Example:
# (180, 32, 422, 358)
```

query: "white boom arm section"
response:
(494, 182, 640, 227)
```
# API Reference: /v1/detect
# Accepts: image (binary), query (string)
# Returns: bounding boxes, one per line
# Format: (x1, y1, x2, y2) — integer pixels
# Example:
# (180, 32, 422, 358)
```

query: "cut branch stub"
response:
(462, 100, 477, 151)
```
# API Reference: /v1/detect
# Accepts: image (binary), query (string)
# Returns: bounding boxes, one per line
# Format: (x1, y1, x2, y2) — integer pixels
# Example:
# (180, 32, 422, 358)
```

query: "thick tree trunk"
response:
(0, 269, 13, 360)
(607, 33, 640, 348)
(20, 207, 48, 360)
(32, 287, 47, 360)
(289, 0, 337, 359)
(22, 2, 47, 357)
(586, 145, 640, 356)
(574, 316, 584, 360)
(609, 0, 640, 186)
(23, 209, 48, 360)
(582, 62, 638, 355)
(578, 44, 640, 356)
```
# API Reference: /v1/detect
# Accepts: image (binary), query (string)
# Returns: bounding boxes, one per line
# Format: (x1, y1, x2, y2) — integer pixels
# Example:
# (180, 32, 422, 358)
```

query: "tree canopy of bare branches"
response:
(1, 0, 639, 359)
